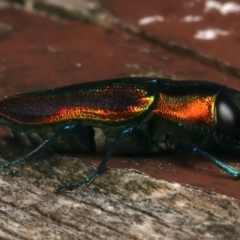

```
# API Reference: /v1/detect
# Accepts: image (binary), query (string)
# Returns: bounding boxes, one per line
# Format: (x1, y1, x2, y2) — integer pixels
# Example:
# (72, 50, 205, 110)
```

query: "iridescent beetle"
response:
(0, 78, 239, 192)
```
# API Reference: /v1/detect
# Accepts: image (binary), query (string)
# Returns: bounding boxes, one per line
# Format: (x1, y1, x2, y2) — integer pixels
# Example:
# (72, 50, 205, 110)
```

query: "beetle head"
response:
(215, 87, 240, 148)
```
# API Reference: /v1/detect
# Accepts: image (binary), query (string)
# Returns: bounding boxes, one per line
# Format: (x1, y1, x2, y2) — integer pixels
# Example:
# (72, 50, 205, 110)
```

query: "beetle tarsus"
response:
(195, 148, 240, 178)
(56, 172, 99, 193)
(175, 143, 240, 178)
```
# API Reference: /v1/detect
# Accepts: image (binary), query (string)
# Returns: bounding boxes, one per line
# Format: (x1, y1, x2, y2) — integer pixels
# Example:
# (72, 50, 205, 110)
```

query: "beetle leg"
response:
(57, 126, 135, 192)
(175, 143, 240, 178)
(0, 124, 77, 170)
(193, 147, 240, 178)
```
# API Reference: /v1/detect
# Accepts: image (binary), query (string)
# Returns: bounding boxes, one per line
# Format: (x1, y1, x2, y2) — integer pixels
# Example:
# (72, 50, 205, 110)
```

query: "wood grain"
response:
(0, 138, 239, 239)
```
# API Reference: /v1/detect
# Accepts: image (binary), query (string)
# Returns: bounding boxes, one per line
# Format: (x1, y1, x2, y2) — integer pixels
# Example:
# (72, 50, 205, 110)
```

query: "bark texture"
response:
(0, 139, 239, 239)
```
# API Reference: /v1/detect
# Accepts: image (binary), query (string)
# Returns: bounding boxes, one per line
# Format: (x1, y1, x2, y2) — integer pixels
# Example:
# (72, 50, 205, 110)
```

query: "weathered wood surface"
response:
(0, 139, 239, 240)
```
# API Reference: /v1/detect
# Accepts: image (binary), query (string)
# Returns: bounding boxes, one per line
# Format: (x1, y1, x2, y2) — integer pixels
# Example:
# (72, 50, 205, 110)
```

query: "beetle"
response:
(0, 77, 239, 192)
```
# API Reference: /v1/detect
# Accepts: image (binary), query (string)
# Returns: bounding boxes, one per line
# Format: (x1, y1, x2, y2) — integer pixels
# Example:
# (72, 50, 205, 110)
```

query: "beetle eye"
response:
(216, 89, 240, 140)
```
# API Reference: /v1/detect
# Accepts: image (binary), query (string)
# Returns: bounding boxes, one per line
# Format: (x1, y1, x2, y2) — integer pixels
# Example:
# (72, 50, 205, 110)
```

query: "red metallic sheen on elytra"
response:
(0, 78, 223, 129)
(42, 94, 153, 124)
(0, 79, 156, 125)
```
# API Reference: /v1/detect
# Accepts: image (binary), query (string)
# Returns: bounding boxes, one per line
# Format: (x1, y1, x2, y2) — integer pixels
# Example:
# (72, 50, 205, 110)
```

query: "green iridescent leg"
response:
(193, 147, 240, 178)
(177, 142, 240, 178)
(57, 126, 135, 192)
(0, 124, 77, 170)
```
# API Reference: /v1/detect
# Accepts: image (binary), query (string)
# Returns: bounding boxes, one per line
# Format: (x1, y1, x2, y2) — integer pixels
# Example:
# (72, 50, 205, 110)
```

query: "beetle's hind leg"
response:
(0, 124, 78, 170)
(57, 126, 136, 192)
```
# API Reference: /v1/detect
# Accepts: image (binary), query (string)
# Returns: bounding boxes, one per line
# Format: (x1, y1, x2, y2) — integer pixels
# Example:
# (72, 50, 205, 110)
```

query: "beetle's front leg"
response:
(193, 147, 240, 178)
(174, 141, 240, 178)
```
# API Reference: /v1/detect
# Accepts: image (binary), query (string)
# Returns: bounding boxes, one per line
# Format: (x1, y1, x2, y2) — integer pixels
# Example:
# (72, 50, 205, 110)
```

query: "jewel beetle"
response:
(0, 77, 239, 192)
